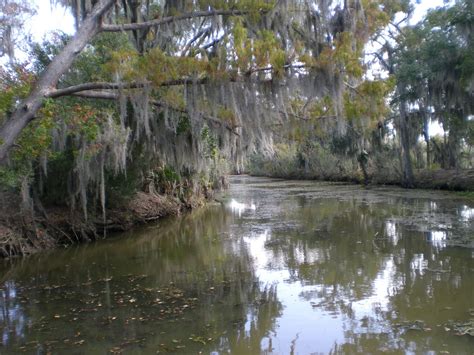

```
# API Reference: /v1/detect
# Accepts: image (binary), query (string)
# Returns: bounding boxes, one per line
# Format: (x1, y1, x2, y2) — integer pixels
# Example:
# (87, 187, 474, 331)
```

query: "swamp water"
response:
(1, 176, 473, 354)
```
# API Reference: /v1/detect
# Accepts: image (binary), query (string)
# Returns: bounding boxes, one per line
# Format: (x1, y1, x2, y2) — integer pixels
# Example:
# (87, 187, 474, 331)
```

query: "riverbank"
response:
(2, 169, 472, 258)
(250, 169, 474, 192)
(0, 189, 208, 258)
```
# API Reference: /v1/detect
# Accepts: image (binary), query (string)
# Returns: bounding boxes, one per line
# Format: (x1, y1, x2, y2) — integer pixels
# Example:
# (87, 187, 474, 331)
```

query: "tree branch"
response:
(0, 0, 115, 163)
(48, 81, 150, 98)
(181, 26, 212, 56)
(201, 34, 225, 50)
(48, 63, 311, 99)
(101, 9, 249, 32)
(48, 78, 213, 99)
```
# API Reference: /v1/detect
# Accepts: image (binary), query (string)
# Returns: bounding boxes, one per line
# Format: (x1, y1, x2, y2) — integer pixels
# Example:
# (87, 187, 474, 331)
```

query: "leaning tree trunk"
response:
(0, 0, 115, 164)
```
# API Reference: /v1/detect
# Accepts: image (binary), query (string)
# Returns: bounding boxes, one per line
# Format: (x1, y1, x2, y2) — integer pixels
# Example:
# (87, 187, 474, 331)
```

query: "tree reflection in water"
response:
(0, 176, 473, 354)
(0, 207, 282, 353)
(246, 182, 473, 354)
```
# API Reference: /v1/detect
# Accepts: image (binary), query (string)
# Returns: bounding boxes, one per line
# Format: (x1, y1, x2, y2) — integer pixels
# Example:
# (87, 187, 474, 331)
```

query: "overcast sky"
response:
(28, 0, 75, 41)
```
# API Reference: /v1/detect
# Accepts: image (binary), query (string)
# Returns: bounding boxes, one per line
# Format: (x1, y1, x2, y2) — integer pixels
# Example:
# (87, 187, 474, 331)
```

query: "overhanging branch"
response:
(48, 64, 310, 98)
(101, 9, 249, 32)
(48, 78, 209, 98)
(48, 82, 149, 98)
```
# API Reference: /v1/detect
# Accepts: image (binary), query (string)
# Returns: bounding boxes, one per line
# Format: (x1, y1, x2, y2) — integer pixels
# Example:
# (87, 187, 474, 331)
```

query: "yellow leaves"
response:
(199, 0, 274, 14)
(306, 32, 364, 78)
(233, 19, 252, 71)
(106, 48, 209, 86)
(343, 77, 394, 125)
(360, 0, 391, 36)
(333, 32, 364, 78)
(140, 48, 194, 85)
(233, 27, 288, 74)
(217, 106, 236, 126)
(106, 49, 141, 82)
(159, 88, 186, 110)
(269, 48, 285, 76)
(253, 30, 280, 68)
(308, 96, 335, 120)
(232, 18, 247, 48)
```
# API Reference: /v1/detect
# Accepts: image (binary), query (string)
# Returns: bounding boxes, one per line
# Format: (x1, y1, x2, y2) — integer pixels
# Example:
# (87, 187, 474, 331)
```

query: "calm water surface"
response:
(1, 176, 473, 354)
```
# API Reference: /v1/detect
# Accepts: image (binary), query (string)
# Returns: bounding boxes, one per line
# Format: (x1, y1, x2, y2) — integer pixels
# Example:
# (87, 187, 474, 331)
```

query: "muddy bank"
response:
(413, 169, 474, 191)
(0, 190, 207, 258)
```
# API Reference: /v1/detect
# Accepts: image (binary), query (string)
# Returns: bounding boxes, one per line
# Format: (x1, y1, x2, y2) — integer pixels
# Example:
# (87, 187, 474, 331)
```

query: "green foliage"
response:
(232, 18, 252, 71)
(159, 165, 181, 184)
(6, 0, 471, 229)
(197, 0, 274, 13)
(107, 47, 208, 84)
(249, 142, 360, 181)
(0, 65, 34, 123)
(0, 166, 27, 189)
(13, 112, 55, 163)
(176, 116, 191, 135)
(344, 77, 395, 126)
(333, 32, 364, 78)
(391, 0, 473, 168)
(201, 126, 218, 159)
(30, 32, 70, 73)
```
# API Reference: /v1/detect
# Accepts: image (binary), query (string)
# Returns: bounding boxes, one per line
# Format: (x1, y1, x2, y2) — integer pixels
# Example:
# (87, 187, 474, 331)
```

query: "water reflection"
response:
(385, 221, 400, 245)
(0, 176, 473, 354)
(228, 199, 256, 217)
(427, 231, 448, 248)
(0, 281, 27, 346)
(460, 205, 474, 221)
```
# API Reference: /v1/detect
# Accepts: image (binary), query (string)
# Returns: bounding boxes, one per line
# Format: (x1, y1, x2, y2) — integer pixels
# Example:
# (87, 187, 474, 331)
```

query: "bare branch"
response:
(247, 64, 307, 75)
(181, 26, 212, 56)
(389, 21, 406, 38)
(372, 52, 391, 72)
(201, 34, 225, 50)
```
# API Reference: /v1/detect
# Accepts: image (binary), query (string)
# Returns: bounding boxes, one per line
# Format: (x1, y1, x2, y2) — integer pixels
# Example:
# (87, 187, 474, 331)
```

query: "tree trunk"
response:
(0, 0, 115, 164)
(447, 125, 460, 169)
(398, 98, 414, 187)
(421, 105, 430, 169)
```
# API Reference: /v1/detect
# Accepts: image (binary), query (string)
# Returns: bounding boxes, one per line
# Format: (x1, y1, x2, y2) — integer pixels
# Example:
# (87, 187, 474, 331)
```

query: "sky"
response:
(410, 0, 451, 24)
(28, 0, 75, 41)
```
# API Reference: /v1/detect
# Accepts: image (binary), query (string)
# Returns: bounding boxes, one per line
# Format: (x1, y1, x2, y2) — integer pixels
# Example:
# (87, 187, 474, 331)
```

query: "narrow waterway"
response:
(1, 176, 473, 354)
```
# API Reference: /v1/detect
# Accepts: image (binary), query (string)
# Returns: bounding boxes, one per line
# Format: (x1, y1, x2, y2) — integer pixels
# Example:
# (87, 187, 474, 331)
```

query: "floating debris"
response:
(444, 319, 474, 336)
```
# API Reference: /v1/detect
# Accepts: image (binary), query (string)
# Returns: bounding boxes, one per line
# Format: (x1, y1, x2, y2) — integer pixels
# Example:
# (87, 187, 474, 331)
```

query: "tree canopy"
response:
(0, 0, 472, 234)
